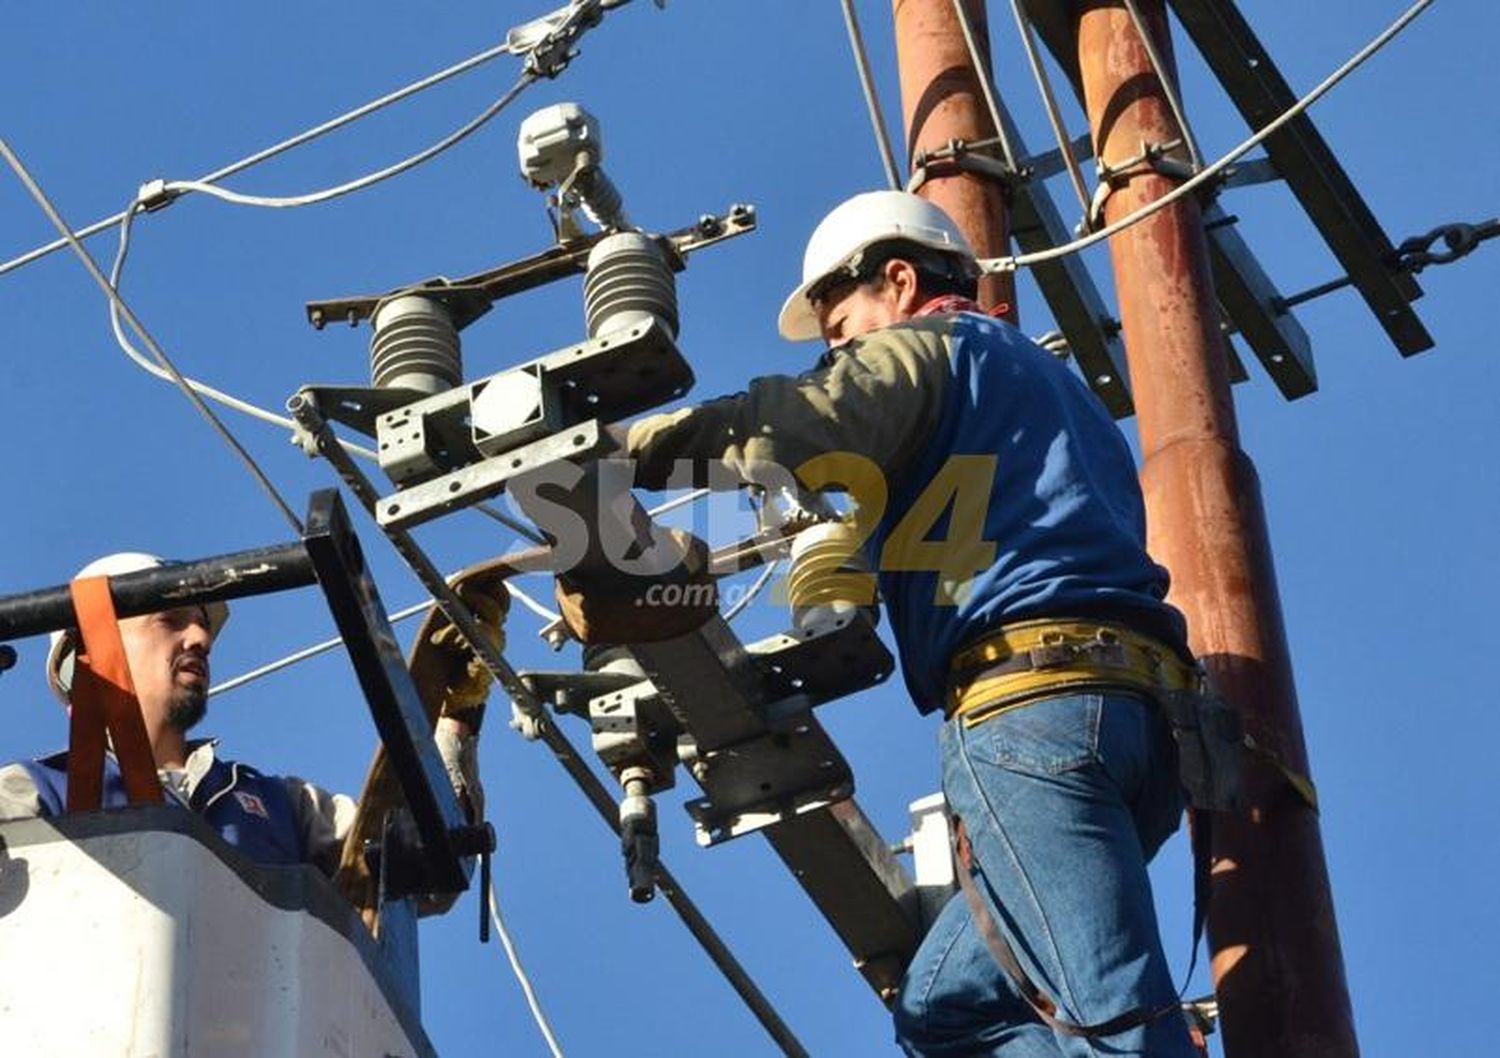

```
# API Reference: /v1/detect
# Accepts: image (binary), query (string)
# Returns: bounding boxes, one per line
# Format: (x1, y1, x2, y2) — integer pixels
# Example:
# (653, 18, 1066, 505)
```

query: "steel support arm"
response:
(0, 542, 316, 642)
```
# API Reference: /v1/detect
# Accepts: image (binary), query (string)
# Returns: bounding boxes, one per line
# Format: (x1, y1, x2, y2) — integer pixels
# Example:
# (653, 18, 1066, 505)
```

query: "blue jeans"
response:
(894, 691, 1198, 1057)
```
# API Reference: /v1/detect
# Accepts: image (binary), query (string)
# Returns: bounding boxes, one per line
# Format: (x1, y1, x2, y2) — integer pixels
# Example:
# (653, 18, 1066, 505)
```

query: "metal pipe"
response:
(0, 541, 316, 642)
(891, 0, 1016, 316)
(1072, 3, 1357, 1055)
(840, 0, 904, 190)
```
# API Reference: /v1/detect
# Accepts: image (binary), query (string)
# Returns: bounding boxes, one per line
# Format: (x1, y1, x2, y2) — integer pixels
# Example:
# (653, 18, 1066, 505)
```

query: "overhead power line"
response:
(979, 0, 1437, 274)
(0, 39, 516, 278)
(158, 70, 535, 212)
(0, 139, 306, 534)
(106, 195, 546, 544)
(103, 200, 376, 460)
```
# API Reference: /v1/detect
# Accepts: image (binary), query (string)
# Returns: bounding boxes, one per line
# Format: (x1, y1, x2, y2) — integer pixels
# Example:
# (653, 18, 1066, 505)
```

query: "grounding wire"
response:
(839, 0, 903, 191)
(999, 0, 1092, 215)
(980, 0, 1436, 274)
(160, 69, 535, 211)
(0, 39, 515, 278)
(1121, 0, 1204, 171)
(0, 138, 306, 534)
(489, 876, 567, 1058)
(947, 0, 1020, 173)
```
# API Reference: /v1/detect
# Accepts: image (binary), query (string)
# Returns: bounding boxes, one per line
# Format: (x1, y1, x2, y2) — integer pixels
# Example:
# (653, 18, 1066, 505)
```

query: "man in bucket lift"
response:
(0, 552, 485, 883)
(596, 191, 1203, 1057)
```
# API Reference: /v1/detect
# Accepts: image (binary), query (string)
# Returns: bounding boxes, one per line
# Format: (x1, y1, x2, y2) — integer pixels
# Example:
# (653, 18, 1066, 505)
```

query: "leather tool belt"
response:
(946, 617, 1198, 727)
(948, 617, 1245, 814)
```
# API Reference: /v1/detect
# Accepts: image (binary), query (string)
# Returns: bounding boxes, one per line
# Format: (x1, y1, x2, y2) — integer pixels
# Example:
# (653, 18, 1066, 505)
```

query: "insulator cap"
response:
(584, 232, 679, 340)
(786, 521, 879, 632)
(370, 295, 463, 395)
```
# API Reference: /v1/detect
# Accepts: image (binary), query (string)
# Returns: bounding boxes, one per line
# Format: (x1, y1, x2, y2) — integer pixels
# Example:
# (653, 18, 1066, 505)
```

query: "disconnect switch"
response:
(470, 365, 557, 458)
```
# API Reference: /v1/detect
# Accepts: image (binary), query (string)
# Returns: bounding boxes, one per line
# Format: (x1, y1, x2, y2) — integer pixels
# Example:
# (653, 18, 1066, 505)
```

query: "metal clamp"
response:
(907, 137, 1019, 197)
(1086, 138, 1198, 233)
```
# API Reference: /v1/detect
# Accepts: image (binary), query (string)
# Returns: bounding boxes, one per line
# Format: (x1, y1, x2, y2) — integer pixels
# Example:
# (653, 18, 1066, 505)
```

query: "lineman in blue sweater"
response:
(620, 192, 1201, 1057)
(0, 552, 482, 879)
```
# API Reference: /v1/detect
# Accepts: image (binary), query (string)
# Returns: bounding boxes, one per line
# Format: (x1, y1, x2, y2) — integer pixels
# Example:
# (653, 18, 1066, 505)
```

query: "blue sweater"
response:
(866, 313, 1186, 710)
(627, 309, 1188, 713)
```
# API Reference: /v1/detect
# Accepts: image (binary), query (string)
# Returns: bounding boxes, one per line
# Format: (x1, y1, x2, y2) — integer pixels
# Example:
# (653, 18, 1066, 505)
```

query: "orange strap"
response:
(65, 576, 162, 811)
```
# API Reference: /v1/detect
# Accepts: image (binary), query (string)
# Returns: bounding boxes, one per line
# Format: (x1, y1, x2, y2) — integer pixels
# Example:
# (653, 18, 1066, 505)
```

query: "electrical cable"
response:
(108, 193, 548, 544)
(839, 0, 902, 191)
(721, 559, 780, 624)
(475, 503, 549, 546)
(0, 39, 516, 278)
(646, 487, 712, 517)
(489, 875, 567, 1058)
(210, 579, 560, 697)
(999, 0, 1092, 214)
(104, 197, 379, 460)
(1121, 0, 1204, 171)
(980, 0, 1436, 274)
(210, 599, 435, 697)
(0, 138, 306, 534)
(160, 70, 535, 211)
(508, 581, 562, 624)
(947, 0, 1019, 173)
(7, 164, 550, 686)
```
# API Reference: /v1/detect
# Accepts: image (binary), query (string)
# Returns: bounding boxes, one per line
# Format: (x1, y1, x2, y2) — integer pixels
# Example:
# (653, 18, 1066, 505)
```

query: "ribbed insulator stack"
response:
(370, 295, 462, 395)
(785, 521, 879, 632)
(584, 232, 679, 340)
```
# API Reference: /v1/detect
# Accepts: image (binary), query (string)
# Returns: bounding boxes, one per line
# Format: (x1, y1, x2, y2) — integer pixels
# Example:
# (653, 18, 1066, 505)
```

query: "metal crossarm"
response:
(1165, 0, 1432, 356)
(1016, 0, 1323, 398)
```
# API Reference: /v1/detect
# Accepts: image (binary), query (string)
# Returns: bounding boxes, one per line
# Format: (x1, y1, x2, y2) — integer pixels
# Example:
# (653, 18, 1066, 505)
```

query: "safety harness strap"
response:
(953, 816, 1179, 1041)
(65, 576, 163, 811)
(1185, 806, 1213, 991)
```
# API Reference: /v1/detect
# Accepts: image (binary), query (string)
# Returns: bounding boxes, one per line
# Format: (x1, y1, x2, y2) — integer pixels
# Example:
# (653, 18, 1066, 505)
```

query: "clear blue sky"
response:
(1, 3, 1494, 1055)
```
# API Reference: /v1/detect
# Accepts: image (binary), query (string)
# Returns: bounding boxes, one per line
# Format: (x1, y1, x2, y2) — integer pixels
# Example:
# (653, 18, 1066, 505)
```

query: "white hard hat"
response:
(778, 190, 977, 341)
(45, 552, 230, 705)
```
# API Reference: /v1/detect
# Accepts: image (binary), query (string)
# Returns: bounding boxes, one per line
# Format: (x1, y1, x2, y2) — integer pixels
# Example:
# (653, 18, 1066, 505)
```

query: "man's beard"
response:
(166, 688, 208, 733)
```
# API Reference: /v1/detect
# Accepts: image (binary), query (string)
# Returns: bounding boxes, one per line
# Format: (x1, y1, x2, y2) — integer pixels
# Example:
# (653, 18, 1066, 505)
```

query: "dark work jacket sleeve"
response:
(625, 319, 953, 492)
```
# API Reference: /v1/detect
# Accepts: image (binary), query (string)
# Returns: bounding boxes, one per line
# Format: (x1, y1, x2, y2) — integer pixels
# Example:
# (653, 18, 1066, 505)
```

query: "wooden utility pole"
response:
(891, 0, 1015, 313)
(1071, 2, 1358, 1055)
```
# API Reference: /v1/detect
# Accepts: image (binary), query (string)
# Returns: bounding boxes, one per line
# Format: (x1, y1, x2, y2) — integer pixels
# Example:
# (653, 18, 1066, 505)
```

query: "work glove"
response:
(427, 574, 510, 726)
(554, 528, 718, 644)
(434, 716, 484, 824)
